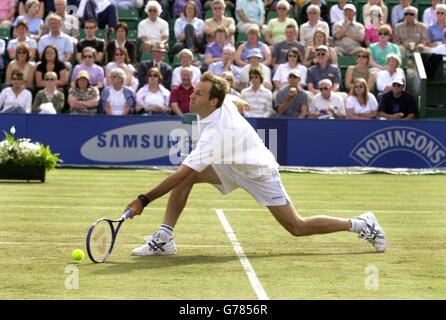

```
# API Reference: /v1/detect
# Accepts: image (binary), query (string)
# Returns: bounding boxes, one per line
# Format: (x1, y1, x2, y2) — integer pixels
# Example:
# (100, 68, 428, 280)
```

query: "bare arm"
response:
(127, 165, 198, 216)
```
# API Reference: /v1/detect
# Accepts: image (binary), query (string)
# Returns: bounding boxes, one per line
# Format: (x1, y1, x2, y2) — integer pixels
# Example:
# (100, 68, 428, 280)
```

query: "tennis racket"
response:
(86, 209, 133, 263)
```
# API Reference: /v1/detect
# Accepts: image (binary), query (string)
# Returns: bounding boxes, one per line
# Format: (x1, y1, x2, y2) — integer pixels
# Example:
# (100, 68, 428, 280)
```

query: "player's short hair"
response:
(200, 72, 230, 108)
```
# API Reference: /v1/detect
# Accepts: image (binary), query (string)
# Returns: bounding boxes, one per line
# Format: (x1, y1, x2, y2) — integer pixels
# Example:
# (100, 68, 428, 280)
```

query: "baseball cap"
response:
(246, 48, 264, 60)
(344, 4, 356, 12)
(315, 44, 329, 52)
(76, 70, 90, 81)
(392, 77, 404, 85)
(289, 70, 301, 78)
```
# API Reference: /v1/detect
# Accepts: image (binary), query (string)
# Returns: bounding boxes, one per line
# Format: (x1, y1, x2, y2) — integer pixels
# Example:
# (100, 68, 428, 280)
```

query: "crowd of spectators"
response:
(1, 0, 444, 120)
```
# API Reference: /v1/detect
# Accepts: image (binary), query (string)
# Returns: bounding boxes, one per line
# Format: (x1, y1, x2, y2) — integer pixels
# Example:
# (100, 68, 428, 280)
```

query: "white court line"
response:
(215, 208, 269, 300)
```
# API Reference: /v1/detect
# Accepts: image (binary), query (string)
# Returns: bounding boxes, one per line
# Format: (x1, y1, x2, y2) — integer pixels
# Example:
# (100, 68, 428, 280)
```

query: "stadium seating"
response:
(117, 8, 139, 29)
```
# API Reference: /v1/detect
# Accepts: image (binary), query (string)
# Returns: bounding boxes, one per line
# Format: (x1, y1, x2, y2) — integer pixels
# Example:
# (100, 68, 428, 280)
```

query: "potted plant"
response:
(0, 127, 61, 182)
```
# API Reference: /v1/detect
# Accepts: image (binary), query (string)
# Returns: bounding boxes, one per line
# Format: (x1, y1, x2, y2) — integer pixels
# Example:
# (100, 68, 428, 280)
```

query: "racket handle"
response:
(121, 209, 133, 220)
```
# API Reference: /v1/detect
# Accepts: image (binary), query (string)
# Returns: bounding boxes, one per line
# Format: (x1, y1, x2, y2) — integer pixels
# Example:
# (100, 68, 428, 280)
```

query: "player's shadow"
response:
(85, 251, 373, 275)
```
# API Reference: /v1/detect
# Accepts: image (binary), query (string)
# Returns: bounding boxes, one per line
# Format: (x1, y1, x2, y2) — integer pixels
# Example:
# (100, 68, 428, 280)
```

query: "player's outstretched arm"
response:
(127, 165, 197, 217)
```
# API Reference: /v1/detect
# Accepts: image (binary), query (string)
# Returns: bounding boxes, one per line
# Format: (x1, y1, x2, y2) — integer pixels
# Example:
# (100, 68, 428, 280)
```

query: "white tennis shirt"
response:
(183, 95, 279, 176)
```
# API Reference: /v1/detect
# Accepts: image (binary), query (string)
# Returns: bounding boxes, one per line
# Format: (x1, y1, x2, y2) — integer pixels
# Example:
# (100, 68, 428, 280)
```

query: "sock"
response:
(154, 224, 174, 241)
(349, 218, 366, 233)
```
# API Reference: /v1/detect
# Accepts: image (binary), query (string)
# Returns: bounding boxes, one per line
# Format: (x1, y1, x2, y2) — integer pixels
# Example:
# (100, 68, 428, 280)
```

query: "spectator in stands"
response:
(376, 53, 405, 94)
(391, 0, 412, 29)
(137, 41, 172, 89)
(364, 5, 389, 47)
(32, 71, 65, 113)
(332, 4, 365, 56)
(105, 47, 138, 91)
(101, 68, 136, 115)
(13, 0, 44, 39)
(346, 77, 378, 119)
(394, 6, 429, 55)
(139, 0, 170, 21)
(235, 25, 271, 66)
(0, 70, 32, 113)
(369, 25, 401, 70)
(239, 48, 272, 90)
(307, 78, 346, 119)
(77, 0, 118, 29)
(6, 43, 35, 88)
(105, 22, 136, 65)
(173, 0, 203, 18)
(264, 0, 298, 47)
(300, 0, 329, 25)
(136, 67, 170, 115)
(170, 67, 194, 116)
(431, 29, 446, 54)
(345, 48, 376, 92)
(17, 0, 45, 19)
(306, 45, 341, 96)
(203, 0, 236, 44)
(330, 0, 348, 27)
(0, 0, 16, 29)
(208, 46, 241, 85)
(303, 28, 338, 68)
(423, 0, 442, 26)
(138, 1, 169, 54)
(221, 70, 242, 97)
(43, 0, 80, 42)
(272, 24, 305, 68)
(428, 4, 446, 47)
(76, 20, 105, 64)
(38, 14, 74, 67)
(0, 38, 4, 75)
(235, 0, 265, 33)
(299, 5, 330, 47)
(173, 1, 205, 55)
(203, 26, 232, 67)
(241, 68, 274, 118)
(204, 0, 235, 12)
(68, 70, 100, 114)
(71, 47, 105, 88)
(7, 20, 37, 61)
(35, 45, 68, 90)
(273, 47, 307, 91)
(378, 77, 417, 119)
(274, 70, 308, 119)
(363, 0, 388, 27)
(172, 48, 202, 86)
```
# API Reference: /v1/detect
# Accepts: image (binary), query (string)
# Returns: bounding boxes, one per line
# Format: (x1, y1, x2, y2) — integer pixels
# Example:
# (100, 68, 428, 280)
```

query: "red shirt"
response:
(170, 85, 194, 114)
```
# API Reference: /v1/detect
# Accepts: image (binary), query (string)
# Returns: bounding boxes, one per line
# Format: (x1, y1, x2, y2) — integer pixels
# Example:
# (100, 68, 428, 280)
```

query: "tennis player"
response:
(126, 72, 387, 256)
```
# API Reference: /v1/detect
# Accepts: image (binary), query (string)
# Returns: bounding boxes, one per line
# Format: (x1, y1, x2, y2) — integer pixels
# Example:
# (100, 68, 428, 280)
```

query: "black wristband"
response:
(138, 194, 150, 207)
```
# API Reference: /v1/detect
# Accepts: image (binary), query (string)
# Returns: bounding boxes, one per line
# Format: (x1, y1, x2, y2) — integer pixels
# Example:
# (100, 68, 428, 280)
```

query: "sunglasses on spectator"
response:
(277, 7, 287, 10)
(85, 26, 96, 29)
(45, 78, 56, 81)
(148, 8, 157, 12)
(393, 83, 403, 87)
(289, 74, 298, 79)
(378, 33, 389, 36)
(357, 54, 368, 58)
(115, 53, 124, 56)
(316, 53, 326, 56)
(288, 54, 298, 58)
(437, 11, 446, 15)
(148, 74, 158, 78)
(404, 12, 415, 16)
(11, 77, 22, 81)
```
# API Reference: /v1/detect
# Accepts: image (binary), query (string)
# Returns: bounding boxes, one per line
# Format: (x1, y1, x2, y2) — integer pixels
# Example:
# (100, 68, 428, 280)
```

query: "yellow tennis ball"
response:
(72, 249, 85, 261)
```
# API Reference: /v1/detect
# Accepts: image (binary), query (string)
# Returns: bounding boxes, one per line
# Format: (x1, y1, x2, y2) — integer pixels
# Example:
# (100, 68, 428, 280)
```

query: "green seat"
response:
(0, 28, 11, 41)
(118, 8, 139, 29)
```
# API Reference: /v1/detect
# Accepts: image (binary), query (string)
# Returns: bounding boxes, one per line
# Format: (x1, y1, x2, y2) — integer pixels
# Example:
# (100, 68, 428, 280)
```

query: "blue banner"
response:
(1, 114, 445, 168)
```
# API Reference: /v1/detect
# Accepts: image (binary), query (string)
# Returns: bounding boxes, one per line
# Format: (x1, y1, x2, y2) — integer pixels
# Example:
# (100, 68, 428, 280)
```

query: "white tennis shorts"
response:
(211, 164, 291, 206)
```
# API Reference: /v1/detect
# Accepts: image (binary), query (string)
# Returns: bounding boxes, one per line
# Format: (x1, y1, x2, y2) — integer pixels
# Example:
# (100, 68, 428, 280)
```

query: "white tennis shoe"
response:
(132, 234, 177, 256)
(357, 212, 387, 253)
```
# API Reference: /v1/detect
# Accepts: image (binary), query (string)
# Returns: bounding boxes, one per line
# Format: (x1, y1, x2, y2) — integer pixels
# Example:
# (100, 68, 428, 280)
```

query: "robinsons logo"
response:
(350, 127, 446, 167)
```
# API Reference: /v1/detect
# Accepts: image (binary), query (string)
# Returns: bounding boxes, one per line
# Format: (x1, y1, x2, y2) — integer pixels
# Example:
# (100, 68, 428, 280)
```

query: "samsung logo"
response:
(80, 122, 190, 162)
(350, 127, 446, 167)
